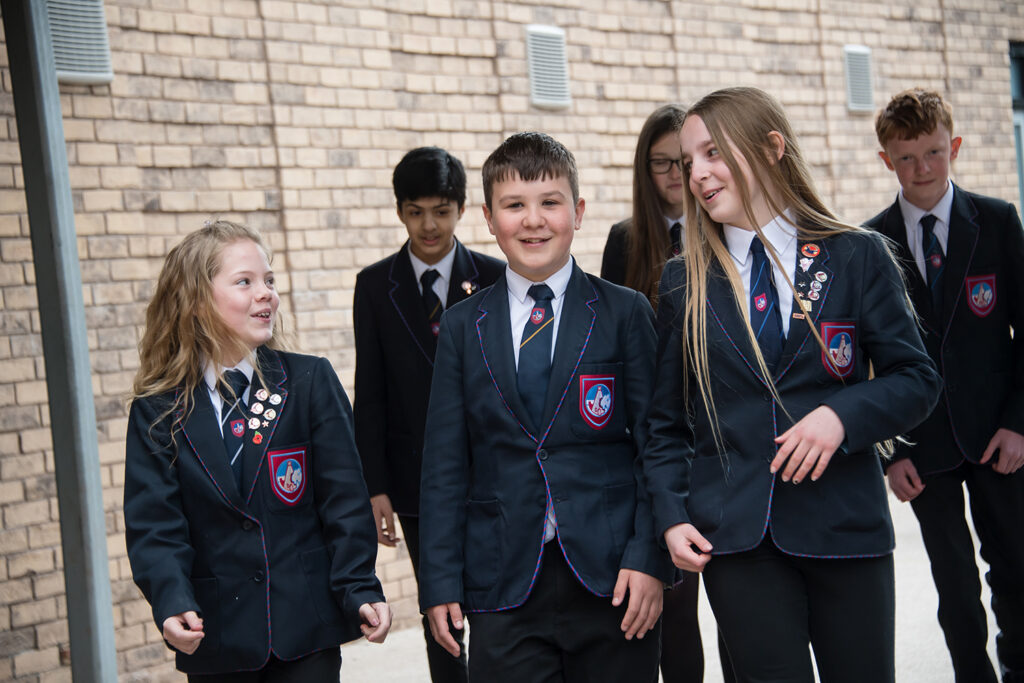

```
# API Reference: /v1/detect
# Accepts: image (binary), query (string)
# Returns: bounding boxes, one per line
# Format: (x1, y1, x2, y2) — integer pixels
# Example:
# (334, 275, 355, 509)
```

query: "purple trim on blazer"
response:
(706, 300, 770, 390)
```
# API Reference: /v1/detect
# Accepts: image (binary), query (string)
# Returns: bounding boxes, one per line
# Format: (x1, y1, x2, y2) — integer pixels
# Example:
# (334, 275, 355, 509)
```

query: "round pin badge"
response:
(256, 389, 269, 402)
(248, 417, 261, 429)
(808, 290, 820, 301)
(462, 280, 475, 295)
(251, 403, 264, 415)
(269, 394, 282, 405)
(815, 271, 827, 283)
(264, 409, 276, 420)
(801, 244, 821, 258)
(810, 281, 822, 292)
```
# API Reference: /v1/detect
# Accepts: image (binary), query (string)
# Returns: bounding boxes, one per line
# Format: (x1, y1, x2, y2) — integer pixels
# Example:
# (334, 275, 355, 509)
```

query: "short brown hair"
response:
(481, 132, 578, 209)
(875, 88, 955, 148)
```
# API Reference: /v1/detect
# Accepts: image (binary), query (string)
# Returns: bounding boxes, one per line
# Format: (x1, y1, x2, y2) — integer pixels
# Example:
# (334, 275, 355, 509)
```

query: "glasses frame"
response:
(648, 157, 684, 175)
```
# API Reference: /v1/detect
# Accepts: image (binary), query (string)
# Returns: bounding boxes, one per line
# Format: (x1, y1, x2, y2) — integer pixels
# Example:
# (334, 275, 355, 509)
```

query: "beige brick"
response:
(7, 548, 54, 578)
(13, 646, 59, 676)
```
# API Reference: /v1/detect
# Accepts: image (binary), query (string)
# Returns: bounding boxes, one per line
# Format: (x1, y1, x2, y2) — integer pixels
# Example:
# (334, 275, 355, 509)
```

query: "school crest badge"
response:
(579, 375, 614, 430)
(965, 274, 996, 317)
(268, 448, 306, 505)
(754, 293, 767, 312)
(531, 307, 545, 324)
(821, 323, 855, 379)
(431, 321, 441, 336)
(230, 419, 245, 437)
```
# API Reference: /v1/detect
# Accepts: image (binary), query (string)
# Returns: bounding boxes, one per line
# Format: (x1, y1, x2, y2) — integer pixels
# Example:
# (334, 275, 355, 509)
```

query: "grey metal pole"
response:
(1, 0, 118, 680)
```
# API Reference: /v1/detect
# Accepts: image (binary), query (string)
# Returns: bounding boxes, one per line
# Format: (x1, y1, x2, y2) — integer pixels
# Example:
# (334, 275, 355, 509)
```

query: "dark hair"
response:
(392, 146, 467, 209)
(625, 103, 688, 302)
(481, 132, 578, 209)
(875, 88, 955, 149)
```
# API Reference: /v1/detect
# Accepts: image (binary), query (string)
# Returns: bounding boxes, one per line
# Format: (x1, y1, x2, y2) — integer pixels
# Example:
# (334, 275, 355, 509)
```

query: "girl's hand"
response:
(664, 523, 713, 573)
(162, 611, 204, 654)
(358, 601, 392, 643)
(612, 569, 663, 640)
(772, 405, 845, 483)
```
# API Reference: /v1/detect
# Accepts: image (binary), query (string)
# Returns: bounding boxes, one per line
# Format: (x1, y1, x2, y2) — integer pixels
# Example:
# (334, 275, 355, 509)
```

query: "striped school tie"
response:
(219, 369, 249, 490)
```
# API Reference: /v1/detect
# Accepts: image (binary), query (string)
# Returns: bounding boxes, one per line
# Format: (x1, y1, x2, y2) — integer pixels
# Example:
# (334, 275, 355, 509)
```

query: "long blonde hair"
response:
(132, 220, 285, 430)
(680, 87, 883, 453)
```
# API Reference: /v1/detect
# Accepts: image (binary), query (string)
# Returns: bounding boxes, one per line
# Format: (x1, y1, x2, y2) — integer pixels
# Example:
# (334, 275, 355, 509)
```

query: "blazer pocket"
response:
(602, 482, 636, 559)
(300, 547, 343, 625)
(191, 577, 220, 655)
(265, 443, 312, 511)
(686, 458, 724, 533)
(463, 499, 502, 591)
(570, 362, 627, 440)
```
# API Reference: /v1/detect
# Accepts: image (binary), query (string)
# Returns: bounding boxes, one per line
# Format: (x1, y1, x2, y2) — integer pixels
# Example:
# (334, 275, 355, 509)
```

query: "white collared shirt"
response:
(408, 241, 456, 308)
(506, 258, 574, 368)
(898, 181, 954, 281)
(723, 213, 799, 336)
(204, 358, 255, 425)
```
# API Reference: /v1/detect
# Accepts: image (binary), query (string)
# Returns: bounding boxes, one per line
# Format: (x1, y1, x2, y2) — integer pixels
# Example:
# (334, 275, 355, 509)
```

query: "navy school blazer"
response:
(643, 230, 942, 558)
(124, 347, 384, 675)
(353, 238, 504, 516)
(418, 263, 673, 613)
(866, 186, 1024, 475)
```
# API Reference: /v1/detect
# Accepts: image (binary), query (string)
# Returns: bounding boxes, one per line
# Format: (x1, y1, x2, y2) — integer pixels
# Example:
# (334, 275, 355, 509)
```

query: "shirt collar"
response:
(204, 357, 255, 393)
(723, 210, 798, 265)
(408, 239, 457, 287)
(898, 180, 954, 227)
(506, 257, 574, 304)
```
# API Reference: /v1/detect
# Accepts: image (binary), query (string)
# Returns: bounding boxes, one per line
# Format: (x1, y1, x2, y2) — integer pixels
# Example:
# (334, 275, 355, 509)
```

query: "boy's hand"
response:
(981, 428, 1024, 474)
(358, 602, 392, 643)
(772, 405, 845, 483)
(664, 523, 712, 573)
(612, 569, 662, 640)
(426, 603, 464, 658)
(886, 458, 925, 502)
(370, 494, 400, 546)
(162, 610, 204, 654)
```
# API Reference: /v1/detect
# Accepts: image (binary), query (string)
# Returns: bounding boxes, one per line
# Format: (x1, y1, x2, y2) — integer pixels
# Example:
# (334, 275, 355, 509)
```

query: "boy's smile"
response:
(484, 173, 584, 282)
(879, 126, 961, 212)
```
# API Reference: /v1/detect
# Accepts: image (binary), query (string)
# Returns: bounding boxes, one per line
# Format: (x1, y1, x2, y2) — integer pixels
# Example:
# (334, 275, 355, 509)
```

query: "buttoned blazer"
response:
(866, 187, 1024, 475)
(418, 264, 673, 614)
(353, 239, 504, 516)
(124, 348, 383, 675)
(643, 230, 941, 558)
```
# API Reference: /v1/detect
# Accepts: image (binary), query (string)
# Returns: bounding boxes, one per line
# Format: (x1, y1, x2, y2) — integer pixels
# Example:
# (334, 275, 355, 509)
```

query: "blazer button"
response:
(253, 570, 264, 583)
(538, 449, 548, 460)
(241, 520, 254, 531)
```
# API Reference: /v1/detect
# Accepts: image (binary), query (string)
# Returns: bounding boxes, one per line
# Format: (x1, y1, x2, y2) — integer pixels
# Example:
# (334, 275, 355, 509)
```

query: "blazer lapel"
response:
(705, 264, 767, 386)
(777, 239, 832, 380)
(241, 347, 288, 504)
(180, 383, 245, 508)
(940, 187, 980, 332)
(388, 244, 437, 365)
(476, 276, 534, 432)
(447, 239, 485, 307)
(542, 265, 597, 432)
(882, 201, 938, 331)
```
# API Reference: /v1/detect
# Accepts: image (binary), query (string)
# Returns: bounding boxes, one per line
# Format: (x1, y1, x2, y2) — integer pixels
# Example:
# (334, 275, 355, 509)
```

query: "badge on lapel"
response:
(579, 375, 614, 430)
(268, 448, 306, 505)
(821, 323, 855, 379)
(231, 419, 245, 437)
(965, 274, 996, 317)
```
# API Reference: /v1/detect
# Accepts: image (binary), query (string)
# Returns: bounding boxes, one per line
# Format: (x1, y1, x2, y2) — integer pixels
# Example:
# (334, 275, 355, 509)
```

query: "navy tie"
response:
(517, 284, 555, 428)
(920, 214, 944, 317)
(421, 269, 443, 337)
(669, 221, 682, 256)
(749, 237, 785, 372)
(219, 369, 249, 490)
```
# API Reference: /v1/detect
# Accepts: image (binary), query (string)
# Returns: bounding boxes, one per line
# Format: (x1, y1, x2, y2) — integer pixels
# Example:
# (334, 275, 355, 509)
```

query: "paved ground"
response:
(341, 492, 997, 682)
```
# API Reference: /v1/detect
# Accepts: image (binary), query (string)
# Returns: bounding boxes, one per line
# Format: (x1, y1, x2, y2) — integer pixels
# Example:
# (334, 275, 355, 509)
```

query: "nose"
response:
(255, 280, 273, 300)
(915, 156, 931, 175)
(523, 203, 545, 228)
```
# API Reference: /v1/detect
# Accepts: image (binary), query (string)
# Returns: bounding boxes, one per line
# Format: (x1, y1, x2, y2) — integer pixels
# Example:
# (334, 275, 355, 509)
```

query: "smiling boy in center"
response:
(418, 132, 671, 682)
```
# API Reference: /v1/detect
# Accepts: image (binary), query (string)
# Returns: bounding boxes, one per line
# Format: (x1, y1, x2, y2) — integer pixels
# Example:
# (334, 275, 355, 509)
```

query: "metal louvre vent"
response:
(843, 45, 873, 113)
(526, 24, 571, 110)
(47, 0, 114, 85)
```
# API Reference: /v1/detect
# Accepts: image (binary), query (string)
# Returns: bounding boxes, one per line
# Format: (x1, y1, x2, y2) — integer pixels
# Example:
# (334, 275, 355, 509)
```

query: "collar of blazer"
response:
(474, 262, 599, 442)
(706, 237, 833, 388)
(388, 238, 484, 366)
(179, 346, 288, 511)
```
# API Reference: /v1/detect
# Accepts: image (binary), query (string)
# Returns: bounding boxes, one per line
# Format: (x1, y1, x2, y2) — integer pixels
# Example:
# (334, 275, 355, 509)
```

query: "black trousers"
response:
(910, 462, 1024, 682)
(186, 648, 339, 683)
(467, 545, 661, 683)
(400, 515, 469, 683)
(660, 574, 737, 683)
(702, 537, 895, 683)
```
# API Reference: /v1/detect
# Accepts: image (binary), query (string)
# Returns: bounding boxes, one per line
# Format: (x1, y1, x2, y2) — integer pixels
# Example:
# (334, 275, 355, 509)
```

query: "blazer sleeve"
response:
(352, 271, 390, 498)
(618, 291, 675, 582)
(418, 313, 470, 611)
(309, 357, 386, 616)
(998, 203, 1024, 435)
(641, 260, 698, 537)
(600, 221, 629, 285)
(123, 396, 200, 629)
(821, 232, 942, 453)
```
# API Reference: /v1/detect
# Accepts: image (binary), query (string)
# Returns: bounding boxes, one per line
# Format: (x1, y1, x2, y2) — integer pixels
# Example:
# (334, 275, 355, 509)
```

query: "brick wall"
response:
(0, 0, 1021, 679)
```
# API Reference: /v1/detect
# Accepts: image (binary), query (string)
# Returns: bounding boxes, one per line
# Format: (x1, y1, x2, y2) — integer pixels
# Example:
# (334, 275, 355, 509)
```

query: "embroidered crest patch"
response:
(754, 293, 767, 312)
(579, 375, 614, 430)
(821, 322, 855, 379)
(965, 274, 996, 317)
(268, 448, 306, 505)
(530, 307, 545, 324)
(230, 419, 245, 437)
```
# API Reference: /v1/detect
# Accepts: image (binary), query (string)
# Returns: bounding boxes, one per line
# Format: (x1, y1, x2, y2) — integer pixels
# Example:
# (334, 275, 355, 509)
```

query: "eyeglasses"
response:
(648, 158, 683, 174)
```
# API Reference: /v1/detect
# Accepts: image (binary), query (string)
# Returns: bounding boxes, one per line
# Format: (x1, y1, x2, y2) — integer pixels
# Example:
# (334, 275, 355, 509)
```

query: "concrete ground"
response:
(341, 492, 997, 682)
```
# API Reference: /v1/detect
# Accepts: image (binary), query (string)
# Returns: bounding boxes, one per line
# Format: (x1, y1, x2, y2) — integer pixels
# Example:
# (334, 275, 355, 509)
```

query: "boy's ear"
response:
(878, 151, 896, 171)
(766, 131, 785, 163)
(457, 204, 466, 219)
(950, 136, 962, 161)
(482, 203, 495, 235)
(574, 197, 586, 230)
